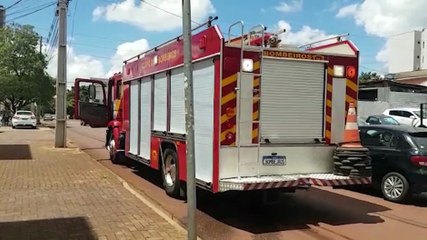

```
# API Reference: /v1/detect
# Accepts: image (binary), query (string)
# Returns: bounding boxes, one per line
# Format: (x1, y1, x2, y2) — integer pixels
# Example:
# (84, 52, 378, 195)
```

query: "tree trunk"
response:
(36, 104, 41, 124)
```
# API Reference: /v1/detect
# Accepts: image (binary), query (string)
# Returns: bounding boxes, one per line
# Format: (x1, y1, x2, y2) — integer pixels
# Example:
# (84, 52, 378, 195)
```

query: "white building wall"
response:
(389, 31, 421, 73)
(358, 90, 427, 119)
(421, 31, 427, 70)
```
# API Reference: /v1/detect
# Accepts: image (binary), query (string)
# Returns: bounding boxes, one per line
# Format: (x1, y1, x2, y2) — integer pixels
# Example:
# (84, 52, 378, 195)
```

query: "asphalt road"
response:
(59, 120, 427, 240)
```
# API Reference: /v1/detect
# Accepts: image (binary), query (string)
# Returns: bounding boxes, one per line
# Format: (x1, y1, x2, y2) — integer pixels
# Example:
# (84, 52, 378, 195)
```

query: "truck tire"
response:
(161, 148, 181, 198)
(381, 172, 410, 203)
(108, 138, 124, 164)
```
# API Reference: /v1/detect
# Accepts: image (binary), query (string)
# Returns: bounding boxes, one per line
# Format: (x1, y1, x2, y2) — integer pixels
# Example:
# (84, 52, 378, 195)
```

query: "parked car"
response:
(383, 108, 426, 127)
(43, 113, 55, 121)
(358, 117, 368, 126)
(365, 114, 399, 125)
(11, 111, 37, 129)
(359, 125, 427, 202)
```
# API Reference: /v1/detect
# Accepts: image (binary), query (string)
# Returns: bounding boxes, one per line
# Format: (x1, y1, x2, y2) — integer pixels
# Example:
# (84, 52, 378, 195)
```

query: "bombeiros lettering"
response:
(139, 49, 179, 68)
(264, 50, 326, 61)
(158, 50, 178, 64)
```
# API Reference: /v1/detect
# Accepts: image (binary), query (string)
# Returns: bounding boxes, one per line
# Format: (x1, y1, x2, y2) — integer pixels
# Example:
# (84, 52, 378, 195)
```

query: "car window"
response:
(367, 117, 380, 125)
(382, 117, 399, 125)
(409, 132, 427, 149)
(390, 135, 411, 149)
(389, 110, 402, 117)
(401, 111, 414, 118)
(361, 129, 395, 147)
(16, 111, 32, 115)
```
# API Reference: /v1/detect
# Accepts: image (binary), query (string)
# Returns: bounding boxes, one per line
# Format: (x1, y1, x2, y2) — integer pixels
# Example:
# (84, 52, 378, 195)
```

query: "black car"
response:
(365, 114, 399, 125)
(359, 125, 427, 202)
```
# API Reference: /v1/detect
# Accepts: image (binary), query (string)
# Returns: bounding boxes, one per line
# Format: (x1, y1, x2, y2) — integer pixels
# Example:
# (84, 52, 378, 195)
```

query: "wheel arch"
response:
(380, 166, 410, 184)
(159, 140, 178, 166)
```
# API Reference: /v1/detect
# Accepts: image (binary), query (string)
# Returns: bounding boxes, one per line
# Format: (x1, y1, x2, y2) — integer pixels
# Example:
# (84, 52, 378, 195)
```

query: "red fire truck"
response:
(74, 20, 370, 198)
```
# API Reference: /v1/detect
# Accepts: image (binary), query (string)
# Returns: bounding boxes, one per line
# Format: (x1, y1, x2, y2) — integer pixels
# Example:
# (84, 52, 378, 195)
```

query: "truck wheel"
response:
(161, 148, 181, 198)
(108, 139, 123, 164)
(381, 172, 410, 203)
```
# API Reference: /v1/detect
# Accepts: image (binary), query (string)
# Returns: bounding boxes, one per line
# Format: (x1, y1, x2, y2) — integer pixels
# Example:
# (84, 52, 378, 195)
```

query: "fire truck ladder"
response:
(228, 23, 266, 179)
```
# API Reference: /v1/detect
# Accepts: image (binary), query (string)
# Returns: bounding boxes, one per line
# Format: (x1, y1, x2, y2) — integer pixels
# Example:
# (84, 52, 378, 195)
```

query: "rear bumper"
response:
(12, 119, 36, 127)
(408, 173, 427, 193)
(219, 174, 371, 192)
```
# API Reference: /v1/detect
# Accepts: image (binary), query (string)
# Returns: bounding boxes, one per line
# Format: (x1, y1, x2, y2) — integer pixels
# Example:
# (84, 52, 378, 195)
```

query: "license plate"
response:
(262, 155, 286, 166)
(21, 118, 28, 120)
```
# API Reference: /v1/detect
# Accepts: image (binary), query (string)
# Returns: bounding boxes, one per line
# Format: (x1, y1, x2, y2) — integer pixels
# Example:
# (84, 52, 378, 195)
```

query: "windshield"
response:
(382, 117, 399, 125)
(409, 132, 427, 149)
(16, 111, 32, 115)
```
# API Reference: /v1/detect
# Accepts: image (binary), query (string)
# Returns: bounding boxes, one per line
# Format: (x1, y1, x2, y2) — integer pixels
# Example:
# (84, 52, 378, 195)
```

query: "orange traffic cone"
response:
(341, 102, 362, 148)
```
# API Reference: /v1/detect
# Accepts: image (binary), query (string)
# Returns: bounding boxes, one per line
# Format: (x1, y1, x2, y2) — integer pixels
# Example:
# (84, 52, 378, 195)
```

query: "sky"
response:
(3, 0, 427, 87)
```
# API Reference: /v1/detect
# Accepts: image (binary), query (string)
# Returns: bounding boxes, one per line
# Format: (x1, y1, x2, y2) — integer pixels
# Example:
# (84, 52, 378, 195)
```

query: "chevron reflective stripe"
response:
(309, 177, 371, 186)
(243, 180, 299, 191)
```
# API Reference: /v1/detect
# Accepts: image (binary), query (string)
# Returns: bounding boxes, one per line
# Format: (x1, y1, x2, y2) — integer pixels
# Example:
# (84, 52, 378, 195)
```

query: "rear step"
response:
(219, 174, 371, 192)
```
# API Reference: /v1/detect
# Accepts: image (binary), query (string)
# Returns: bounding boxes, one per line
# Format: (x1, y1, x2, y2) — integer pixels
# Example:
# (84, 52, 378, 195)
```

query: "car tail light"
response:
(410, 156, 427, 166)
(31, 116, 36, 119)
(13, 116, 19, 120)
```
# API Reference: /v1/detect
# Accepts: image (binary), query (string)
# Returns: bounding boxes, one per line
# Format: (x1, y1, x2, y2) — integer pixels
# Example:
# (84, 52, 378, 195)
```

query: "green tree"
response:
(0, 24, 54, 113)
(66, 88, 75, 118)
(359, 71, 383, 83)
(66, 86, 89, 118)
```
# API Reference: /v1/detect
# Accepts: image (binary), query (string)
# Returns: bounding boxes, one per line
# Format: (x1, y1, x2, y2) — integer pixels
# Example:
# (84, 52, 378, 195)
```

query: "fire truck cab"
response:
(74, 20, 370, 198)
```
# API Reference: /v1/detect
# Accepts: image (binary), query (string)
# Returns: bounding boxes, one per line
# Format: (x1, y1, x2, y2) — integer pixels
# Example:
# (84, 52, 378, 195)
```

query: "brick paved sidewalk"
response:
(0, 127, 186, 240)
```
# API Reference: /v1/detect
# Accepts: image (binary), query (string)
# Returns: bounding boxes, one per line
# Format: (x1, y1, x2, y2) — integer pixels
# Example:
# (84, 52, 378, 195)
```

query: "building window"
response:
(359, 89, 378, 101)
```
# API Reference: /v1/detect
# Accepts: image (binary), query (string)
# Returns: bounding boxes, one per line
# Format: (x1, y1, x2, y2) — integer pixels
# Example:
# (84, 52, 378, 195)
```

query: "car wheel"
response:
(12, 125, 15, 129)
(381, 172, 410, 203)
(161, 148, 181, 198)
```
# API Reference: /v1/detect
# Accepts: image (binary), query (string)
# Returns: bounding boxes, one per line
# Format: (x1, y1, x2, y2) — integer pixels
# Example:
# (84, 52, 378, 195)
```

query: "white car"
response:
(383, 108, 425, 127)
(12, 111, 37, 129)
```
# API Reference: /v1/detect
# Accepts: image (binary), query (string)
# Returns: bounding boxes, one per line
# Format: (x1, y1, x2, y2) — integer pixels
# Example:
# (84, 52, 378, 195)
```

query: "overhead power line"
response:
(46, 15, 59, 45)
(7, 1, 53, 16)
(6, 1, 56, 22)
(70, 0, 78, 40)
(5, 0, 24, 10)
(140, 0, 201, 25)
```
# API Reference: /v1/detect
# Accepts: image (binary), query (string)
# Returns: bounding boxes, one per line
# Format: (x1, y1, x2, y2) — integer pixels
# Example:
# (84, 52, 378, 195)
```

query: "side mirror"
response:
(88, 84, 96, 100)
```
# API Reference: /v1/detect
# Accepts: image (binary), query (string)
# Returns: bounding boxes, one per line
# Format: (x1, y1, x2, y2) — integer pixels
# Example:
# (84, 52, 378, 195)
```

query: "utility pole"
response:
(182, 0, 197, 239)
(36, 36, 43, 125)
(0, 5, 5, 28)
(55, 0, 67, 148)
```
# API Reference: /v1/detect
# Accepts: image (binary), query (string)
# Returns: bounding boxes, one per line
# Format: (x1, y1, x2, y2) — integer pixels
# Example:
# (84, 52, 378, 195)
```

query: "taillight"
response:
(13, 116, 19, 120)
(410, 156, 427, 166)
(31, 116, 36, 119)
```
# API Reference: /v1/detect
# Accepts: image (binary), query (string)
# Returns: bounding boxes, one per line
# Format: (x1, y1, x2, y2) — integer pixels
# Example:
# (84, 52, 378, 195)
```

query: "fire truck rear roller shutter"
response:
(261, 59, 325, 142)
